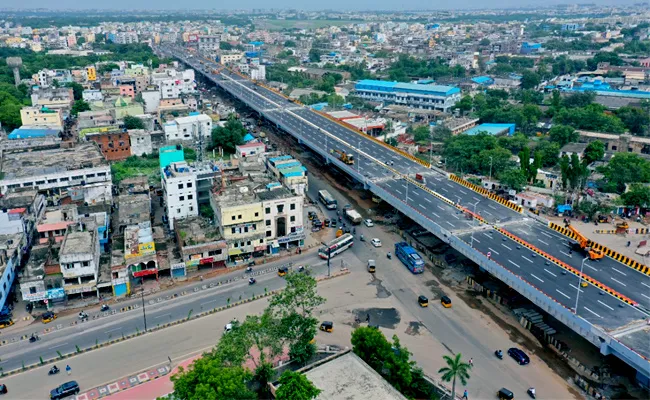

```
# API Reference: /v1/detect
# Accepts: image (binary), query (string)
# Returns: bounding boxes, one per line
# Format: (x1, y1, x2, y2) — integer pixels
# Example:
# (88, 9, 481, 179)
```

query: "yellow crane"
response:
(331, 149, 354, 165)
(567, 224, 604, 260)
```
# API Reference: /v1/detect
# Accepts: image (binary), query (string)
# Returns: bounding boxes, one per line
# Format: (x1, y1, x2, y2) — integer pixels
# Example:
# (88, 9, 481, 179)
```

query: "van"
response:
(367, 260, 376, 273)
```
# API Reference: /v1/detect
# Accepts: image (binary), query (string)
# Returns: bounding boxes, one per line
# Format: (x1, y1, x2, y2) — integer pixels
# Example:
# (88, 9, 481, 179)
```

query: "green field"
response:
(255, 19, 359, 30)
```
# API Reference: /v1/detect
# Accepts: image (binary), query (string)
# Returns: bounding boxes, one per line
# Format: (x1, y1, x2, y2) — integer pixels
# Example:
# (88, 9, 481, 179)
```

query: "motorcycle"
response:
(248, 278, 256, 285)
(527, 388, 536, 399)
(387, 252, 392, 259)
(29, 334, 40, 343)
(360, 235, 365, 242)
(100, 304, 109, 312)
(78, 312, 88, 320)
(48, 366, 60, 376)
(245, 266, 253, 273)
(494, 350, 503, 359)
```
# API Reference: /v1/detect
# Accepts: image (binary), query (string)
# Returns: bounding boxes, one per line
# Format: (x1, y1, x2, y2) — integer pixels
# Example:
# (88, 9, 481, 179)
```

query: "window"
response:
(265, 207, 270, 214)
(259, 239, 264, 244)
(65, 263, 74, 270)
(23, 182, 33, 187)
(188, 194, 193, 200)
(82, 261, 90, 267)
(30, 287, 37, 294)
(47, 179, 57, 183)
(178, 183, 184, 189)
(189, 206, 194, 212)
(290, 203, 296, 210)
(187, 182, 193, 188)
(238, 214, 242, 220)
(232, 216, 236, 221)
(231, 228, 236, 234)
(255, 212, 259, 217)
(266, 231, 272, 237)
(234, 242, 239, 248)
(93, 173, 103, 177)
(59, 177, 69, 181)
(179, 196, 185, 201)
(277, 205, 284, 213)
(265, 220, 271, 226)
(290, 216, 296, 222)
(177, 208, 181, 214)
(246, 241, 251, 246)
(291, 227, 297, 233)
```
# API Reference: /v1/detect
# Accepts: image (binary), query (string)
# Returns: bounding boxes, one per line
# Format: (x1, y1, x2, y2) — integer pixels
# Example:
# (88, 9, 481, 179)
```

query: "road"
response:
(163, 47, 650, 320)
(0, 253, 326, 373)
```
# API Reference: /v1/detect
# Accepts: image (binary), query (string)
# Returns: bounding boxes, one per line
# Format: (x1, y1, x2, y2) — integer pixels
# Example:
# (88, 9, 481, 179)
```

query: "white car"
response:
(364, 219, 374, 227)
(224, 323, 233, 333)
(371, 238, 382, 247)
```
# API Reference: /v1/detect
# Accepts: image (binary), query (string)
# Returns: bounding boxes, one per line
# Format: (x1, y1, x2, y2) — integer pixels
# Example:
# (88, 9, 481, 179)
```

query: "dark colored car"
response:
(0, 384, 7, 394)
(50, 381, 79, 399)
(507, 347, 530, 365)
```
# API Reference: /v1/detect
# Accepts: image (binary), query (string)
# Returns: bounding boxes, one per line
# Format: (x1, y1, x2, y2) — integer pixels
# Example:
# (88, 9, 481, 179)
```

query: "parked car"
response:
(371, 238, 382, 247)
(364, 219, 374, 227)
(507, 348, 530, 365)
(50, 381, 79, 399)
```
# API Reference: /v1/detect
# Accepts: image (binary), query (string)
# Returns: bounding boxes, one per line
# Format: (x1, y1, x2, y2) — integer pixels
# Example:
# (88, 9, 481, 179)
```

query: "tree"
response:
(220, 42, 233, 50)
(284, 40, 297, 48)
(65, 82, 84, 101)
(76, 37, 86, 46)
(171, 356, 256, 400)
(479, 38, 491, 46)
(520, 70, 541, 90)
(454, 95, 473, 114)
(383, 335, 416, 393)
(554, 103, 626, 133)
(548, 125, 578, 147)
(352, 326, 393, 372)
(123, 115, 145, 130)
(71, 99, 90, 116)
(497, 133, 528, 154)
(575, 201, 611, 220)
(519, 146, 540, 182)
(431, 125, 452, 141)
(499, 168, 527, 191)
(562, 92, 595, 108)
(275, 371, 321, 400)
(209, 115, 246, 154)
(598, 153, 650, 193)
(534, 140, 560, 167)
(615, 106, 650, 135)
(582, 141, 605, 166)
(621, 184, 650, 207)
(412, 125, 430, 143)
(438, 353, 472, 400)
(98, 63, 119, 74)
(308, 48, 323, 63)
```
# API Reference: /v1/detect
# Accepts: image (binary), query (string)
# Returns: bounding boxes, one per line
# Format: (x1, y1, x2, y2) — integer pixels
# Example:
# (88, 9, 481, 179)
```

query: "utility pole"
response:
(574, 257, 588, 314)
(141, 289, 148, 332)
(327, 247, 331, 277)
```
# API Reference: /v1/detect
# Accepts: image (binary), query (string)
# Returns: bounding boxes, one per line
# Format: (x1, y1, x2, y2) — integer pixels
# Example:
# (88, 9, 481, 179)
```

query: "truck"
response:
(345, 209, 363, 224)
(331, 149, 354, 165)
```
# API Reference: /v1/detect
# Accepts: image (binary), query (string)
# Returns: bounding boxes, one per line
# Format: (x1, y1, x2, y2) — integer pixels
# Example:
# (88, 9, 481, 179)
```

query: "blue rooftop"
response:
(356, 79, 460, 96)
(471, 76, 493, 85)
(243, 133, 255, 142)
(8, 127, 60, 139)
(464, 123, 516, 136)
(268, 155, 293, 164)
(276, 161, 301, 170)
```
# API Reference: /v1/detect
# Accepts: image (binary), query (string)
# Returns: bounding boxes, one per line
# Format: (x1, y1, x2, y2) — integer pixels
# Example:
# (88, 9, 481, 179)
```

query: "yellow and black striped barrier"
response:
(449, 174, 524, 213)
(495, 227, 639, 306)
(595, 229, 618, 234)
(632, 228, 650, 234)
(548, 223, 649, 276)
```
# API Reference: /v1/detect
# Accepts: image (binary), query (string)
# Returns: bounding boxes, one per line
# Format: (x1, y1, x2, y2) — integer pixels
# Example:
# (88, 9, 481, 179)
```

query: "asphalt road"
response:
(0, 254, 328, 373)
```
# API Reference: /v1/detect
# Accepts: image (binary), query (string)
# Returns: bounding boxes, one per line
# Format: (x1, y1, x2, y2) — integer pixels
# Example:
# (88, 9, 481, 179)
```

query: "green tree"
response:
(220, 42, 233, 50)
(123, 115, 145, 130)
(208, 115, 246, 154)
(284, 40, 297, 48)
(499, 168, 527, 191)
(308, 48, 323, 63)
(98, 63, 119, 74)
(384, 335, 416, 393)
(534, 140, 561, 167)
(615, 106, 650, 135)
(351, 326, 393, 372)
(520, 70, 541, 90)
(562, 92, 595, 108)
(548, 125, 578, 147)
(621, 184, 650, 207)
(438, 353, 472, 400)
(454, 95, 473, 114)
(497, 133, 528, 154)
(65, 82, 84, 101)
(275, 371, 321, 400)
(170, 356, 255, 400)
(582, 141, 605, 166)
(575, 201, 611, 220)
(479, 38, 491, 46)
(76, 37, 86, 46)
(412, 125, 430, 143)
(598, 153, 650, 193)
(71, 99, 90, 116)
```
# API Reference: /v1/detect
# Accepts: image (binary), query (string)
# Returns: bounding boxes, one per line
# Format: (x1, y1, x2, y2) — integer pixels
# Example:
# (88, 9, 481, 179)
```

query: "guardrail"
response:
(449, 174, 524, 213)
(548, 223, 649, 276)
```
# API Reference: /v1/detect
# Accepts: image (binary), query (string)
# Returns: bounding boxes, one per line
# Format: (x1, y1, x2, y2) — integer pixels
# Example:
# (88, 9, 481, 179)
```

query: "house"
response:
(59, 226, 101, 299)
(20, 106, 63, 128)
(163, 114, 212, 142)
(559, 143, 588, 160)
(174, 217, 227, 277)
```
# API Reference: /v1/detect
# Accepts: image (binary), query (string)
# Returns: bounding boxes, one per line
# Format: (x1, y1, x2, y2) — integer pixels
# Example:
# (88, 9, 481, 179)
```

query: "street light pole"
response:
(141, 290, 148, 332)
(357, 139, 361, 174)
(470, 201, 479, 248)
(327, 247, 331, 278)
(574, 257, 588, 314)
(405, 168, 411, 204)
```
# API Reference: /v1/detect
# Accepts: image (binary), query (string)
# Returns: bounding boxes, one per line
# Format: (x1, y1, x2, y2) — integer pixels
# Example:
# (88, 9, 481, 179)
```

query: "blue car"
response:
(508, 348, 530, 365)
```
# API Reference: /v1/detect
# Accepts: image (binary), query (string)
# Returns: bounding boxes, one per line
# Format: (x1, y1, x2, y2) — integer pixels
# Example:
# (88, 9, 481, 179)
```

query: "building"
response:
(36, 205, 78, 245)
(160, 145, 185, 168)
(198, 35, 221, 51)
(0, 232, 28, 311)
(463, 123, 515, 136)
(0, 190, 45, 240)
(354, 80, 461, 112)
(20, 106, 64, 128)
(59, 226, 101, 299)
(19, 244, 66, 306)
(129, 130, 153, 157)
(162, 162, 199, 229)
(119, 85, 135, 98)
(86, 66, 96, 81)
(163, 114, 212, 142)
(86, 131, 132, 161)
(266, 155, 308, 195)
(30, 87, 74, 110)
(116, 193, 151, 233)
(124, 221, 158, 283)
(0, 143, 111, 197)
(258, 186, 305, 253)
(250, 65, 266, 81)
(152, 69, 196, 99)
(113, 32, 138, 44)
(174, 217, 227, 278)
(82, 89, 103, 102)
(520, 42, 543, 54)
(218, 52, 245, 65)
(140, 90, 161, 113)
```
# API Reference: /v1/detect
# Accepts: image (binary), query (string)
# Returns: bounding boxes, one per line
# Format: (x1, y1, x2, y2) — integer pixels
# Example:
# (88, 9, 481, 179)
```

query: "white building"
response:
(129, 130, 153, 157)
(152, 69, 196, 99)
(82, 89, 103, 102)
(114, 32, 139, 44)
(140, 90, 161, 113)
(250, 65, 266, 81)
(163, 114, 212, 142)
(258, 186, 305, 252)
(162, 162, 199, 229)
(59, 227, 100, 298)
(198, 35, 221, 51)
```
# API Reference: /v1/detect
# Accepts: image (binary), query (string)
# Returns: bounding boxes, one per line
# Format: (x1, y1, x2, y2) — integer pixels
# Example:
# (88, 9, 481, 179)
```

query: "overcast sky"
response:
(10, 0, 631, 11)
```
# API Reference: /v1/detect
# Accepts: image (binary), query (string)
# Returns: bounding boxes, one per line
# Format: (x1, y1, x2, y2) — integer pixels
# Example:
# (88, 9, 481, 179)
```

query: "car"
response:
(371, 238, 382, 247)
(0, 384, 6, 394)
(42, 311, 57, 324)
(224, 323, 233, 333)
(364, 219, 374, 227)
(507, 347, 530, 365)
(50, 381, 79, 399)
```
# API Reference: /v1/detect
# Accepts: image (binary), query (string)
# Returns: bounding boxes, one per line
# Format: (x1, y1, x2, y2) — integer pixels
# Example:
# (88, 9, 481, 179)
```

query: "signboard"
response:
(23, 288, 66, 302)
(132, 269, 157, 278)
(254, 245, 266, 252)
(199, 257, 214, 265)
(64, 284, 96, 295)
(185, 259, 200, 267)
(124, 241, 156, 260)
(278, 233, 306, 245)
(171, 262, 186, 270)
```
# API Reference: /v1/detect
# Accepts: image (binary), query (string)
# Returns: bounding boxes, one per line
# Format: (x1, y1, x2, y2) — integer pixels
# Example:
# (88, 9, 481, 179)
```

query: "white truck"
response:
(345, 209, 363, 225)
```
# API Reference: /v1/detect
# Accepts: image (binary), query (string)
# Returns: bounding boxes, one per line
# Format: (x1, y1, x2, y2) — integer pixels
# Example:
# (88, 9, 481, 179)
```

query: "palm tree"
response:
(438, 353, 471, 400)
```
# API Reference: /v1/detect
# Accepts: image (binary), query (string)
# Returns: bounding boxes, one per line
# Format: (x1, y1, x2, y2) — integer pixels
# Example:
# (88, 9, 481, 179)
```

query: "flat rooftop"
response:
(302, 352, 406, 400)
(175, 216, 224, 248)
(0, 189, 38, 209)
(0, 143, 106, 180)
(60, 230, 96, 257)
(117, 194, 151, 227)
(256, 186, 295, 201)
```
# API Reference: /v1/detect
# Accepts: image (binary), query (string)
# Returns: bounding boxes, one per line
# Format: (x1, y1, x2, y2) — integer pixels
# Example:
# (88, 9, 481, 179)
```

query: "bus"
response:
(395, 242, 425, 274)
(318, 190, 337, 210)
(319, 233, 354, 259)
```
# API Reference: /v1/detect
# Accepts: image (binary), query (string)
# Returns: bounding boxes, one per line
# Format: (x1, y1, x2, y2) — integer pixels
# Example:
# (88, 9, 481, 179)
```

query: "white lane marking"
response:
(560, 251, 572, 257)
(482, 233, 492, 238)
(544, 268, 557, 277)
(488, 204, 497, 210)
(502, 244, 512, 250)
(569, 284, 584, 293)
(104, 327, 122, 334)
(642, 282, 650, 290)
(473, 238, 481, 243)
(484, 210, 493, 216)
(509, 260, 521, 269)
(642, 293, 650, 301)
(556, 289, 571, 299)
(201, 300, 216, 306)
(530, 274, 544, 283)
(610, 277, 627, 287)
(432, 212, 440, 218)
(440, 187, 448, 192)
(407, 197, 415, 202)
(522, 256, 534, 263)
(598, 300, 614, 311)
(584, 307, 602, 318)
(488, 247, 500, 255)
(155, 313, 172, 319)
(419, 204, 426, 209)
(446, 222, 455, 227)
(459, 189, 468, 195)
(584, 263, 597, 272)
(473, 197, 481, 202)
(50, 342, 70, 350)
(541, 232, 553, 239)
(437, 206, 445, 211)
(452, 214, 460, 219)
(395, 189, 403, 195)
(424, 198, 432, 203)
(611, 267, 627, 276)
(538, 239, 549, 246)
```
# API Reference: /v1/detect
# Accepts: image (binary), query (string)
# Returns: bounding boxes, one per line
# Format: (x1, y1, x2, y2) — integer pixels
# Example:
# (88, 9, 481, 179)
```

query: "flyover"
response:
(159, 45, 650, 383)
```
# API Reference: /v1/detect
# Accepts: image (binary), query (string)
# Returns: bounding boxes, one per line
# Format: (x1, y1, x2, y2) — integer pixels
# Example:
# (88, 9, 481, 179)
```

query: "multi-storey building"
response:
(86, 131, 132, 161)
(59, 226, 101, 299)
(258, 186, 305, 253)
(198, 35, 221, 51)
(163, 114, 212, 142)
(354, 80, 460, 112)
(30, 87, 74, 111)
(20, 106, 64, 128)
(162, 161, 199, 229)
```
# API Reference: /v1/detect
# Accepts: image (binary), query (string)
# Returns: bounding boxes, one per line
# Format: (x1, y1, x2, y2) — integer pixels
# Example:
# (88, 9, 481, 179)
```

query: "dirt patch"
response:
(348, 307, 400, 329)
(405, 321, 424, 336)
(424, 279, 447, 300)
(368, 276, 392, 299)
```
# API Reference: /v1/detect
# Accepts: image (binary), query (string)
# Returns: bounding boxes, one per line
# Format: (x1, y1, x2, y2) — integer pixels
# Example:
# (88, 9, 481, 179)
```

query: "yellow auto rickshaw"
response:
(336, 229, 343, 238)
(441, 296, 452, 308)
(319, 321, 333, 333)
(418, 295, 429, 307)
(0, 319, 13, 329)
(278, 266, 288, 277)
(41, 311, 57, 324)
